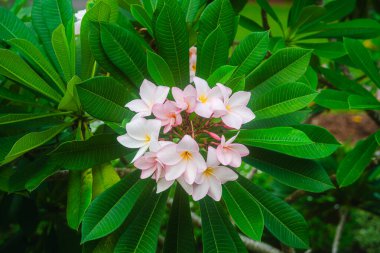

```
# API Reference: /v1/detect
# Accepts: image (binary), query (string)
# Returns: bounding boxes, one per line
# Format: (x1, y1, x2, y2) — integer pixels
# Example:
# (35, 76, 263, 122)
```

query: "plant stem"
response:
(332, 208, 349, 253)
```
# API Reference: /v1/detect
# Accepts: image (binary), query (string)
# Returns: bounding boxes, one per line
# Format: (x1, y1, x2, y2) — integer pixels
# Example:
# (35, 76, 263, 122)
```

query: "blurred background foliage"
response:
(0, 0, 380, 253)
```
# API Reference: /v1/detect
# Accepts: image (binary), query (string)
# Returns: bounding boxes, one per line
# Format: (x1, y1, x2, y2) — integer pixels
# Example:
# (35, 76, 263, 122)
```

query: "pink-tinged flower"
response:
(117, 118, 161, 162)
(133, 141, 169, 180)
(156, 176, 193, 195)
(193, 147, 238, 201)
(152, 101, 182, 133)
(157, 135, 207, 184)
(74, 9, 86, 35)
(193, 77, 225, 118)
(189, 46, 197, 82)
(215, 84, 255, 129)
(216, 133, 249, 168)
(125, 79, 169, 118)
(172, 85, 197, 113)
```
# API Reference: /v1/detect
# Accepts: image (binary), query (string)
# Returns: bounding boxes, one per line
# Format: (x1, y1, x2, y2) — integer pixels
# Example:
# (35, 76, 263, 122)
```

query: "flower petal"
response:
(233, 106, 255, 124)
(193, 77, 210, 97)
(155, 86, 170, 104)
(195, 102, 213, 118)
(206, 147, 220, 167)
(207, 176, 222, 201)
(177, 177, 193, 195)
(222, 113, 243, 129)
(165, 161, 187, 181)
(177, 135, 199, 153)
(117, 134, 145, 148)
(126, 118, 148, 140)
(131, 144, 150, 162)
(157, 143, 181, 165)
(228, 91, 251, 107)
(213, 166, 238, 183)
(125, 99, 149, 114)
(140, 79, 157, 105)
(156, 178, 174, 193)
(231, 143, 249, 157)
(192, 181, 209, 201)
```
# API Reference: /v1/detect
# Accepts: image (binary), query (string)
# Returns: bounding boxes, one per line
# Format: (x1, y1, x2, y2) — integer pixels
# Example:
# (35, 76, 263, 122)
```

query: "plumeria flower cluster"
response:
(117, 77, 255, 201)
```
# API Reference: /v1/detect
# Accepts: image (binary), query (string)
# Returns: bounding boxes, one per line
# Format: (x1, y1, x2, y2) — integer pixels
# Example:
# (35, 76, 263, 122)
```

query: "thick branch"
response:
(261, 9, 270, 31)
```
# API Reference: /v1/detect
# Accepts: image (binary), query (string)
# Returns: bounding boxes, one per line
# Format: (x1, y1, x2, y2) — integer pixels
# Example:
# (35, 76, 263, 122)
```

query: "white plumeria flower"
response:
(157, 135, 207, 184)
(216, 84, 255, 129)
(125, 79, 170, 118)
(117, 118, 162, 162)
(216, 133, 249, 168)
(193, 77, 225, 118)
(193, 147, 238, 201)
(74, 9, 86, 35)
(156, 176, 193, 195)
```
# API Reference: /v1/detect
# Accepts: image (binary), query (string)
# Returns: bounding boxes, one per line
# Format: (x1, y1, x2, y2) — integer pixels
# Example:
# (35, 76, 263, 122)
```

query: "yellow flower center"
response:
(199, 94, 208, 104)
(145, 134, 151, 143)
(226, 104, 231, 111)
(204, 167, 214, 176)
(180, 151, 193, 160)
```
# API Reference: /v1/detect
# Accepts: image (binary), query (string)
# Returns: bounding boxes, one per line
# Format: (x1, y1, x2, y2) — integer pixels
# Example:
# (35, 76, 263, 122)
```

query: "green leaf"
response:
(244, 110, 310, 130)
(7, 38, 66, 94)
(114, 190, 169, 253)
(289, 6, 326, 35)
(197, 26, 229, 79)
(344, 37, 380, 88)
(147, 50, 175, 87)
(80, 0, 119, 79)
(0, 7, 39, 44)
(101, 23, 147, 87)
(77, 77, 133, 123)
(237, 178, 309, 248)
(200, 196, 247, 253)
(52, 24, 74, 83)
(337, 133, 379, 187)
(32, 0, 73, 72)
(92, 163, 120, 199)
(287, 0, 315, 27)
(230, 32, 269, 77)
(0, 49, 62, 103)
(244, 148, 334, 192)
(67, 169, 93, 230)
(198, 0, 237, 46)
(0, 112, 70, 126)
(247, 48, 312, 94)
(180, 0, 202, 23)
(223, 182, 264, 240)
(207, 65, 237, 87)
(130, 4, 153, 35)
(235, 125, 340, 159)
(49, 133, 130, 170)
(0, 123, 70, 166)
(320, 68, 372, 97)
(225, 75, 245, 93)
(239, 16, 265, 32)
(348, 94, 380, 110)
(0, 86, 37, 105)
(302, 19, 380, 39)
(298, 42, 346, 59)
(163, 186, 195, 253)
(251, 82, 317, 120)
(155, 2, 189, 87)
(58, 75, 82, 112)
(256, 0, 283, 31)
(81, 171, 153, 243)
(298, 67, 318, 90)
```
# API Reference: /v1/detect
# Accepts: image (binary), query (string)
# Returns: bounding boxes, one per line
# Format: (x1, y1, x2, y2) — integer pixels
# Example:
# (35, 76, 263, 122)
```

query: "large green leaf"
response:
(198, 0, 237, 46)
(154, 2, 189, 87)
(235, 125, 340, 159)
(7, 38, 66, 94)
(302, 19, 380, 39)
(0, 49, 62, 103)
(114, 190, 169, 253)
(251, 82, 317, 120)
(207, 65, 237, 87)
(287, 0, 315, 27)
(337, 133, 379, 187)
(92, 163, 120, 199)
(0, 7, 39, 44)
(32, 0, 73, 72)
(58, 75, 82, 112)
(244, 110, 310, 130)
(247, 48, 312, 94)
(223, 182, 264, 240)
(0, 123, 70, 166)
(298, 42, 346, 59)
(200, 196, 247, 253)
(163, 186, 195, 253)
(101, 23, 147, 87)
(179, 0, 202, 23)
(77, 77, 133, 123)
(0, 112, 70, 126)
(197, 26, 229, 79)
(67, 169, 93, 230)
(52, 24, 74, 83)
(245, 148, 334, 192)
(229, 31, 269, 77)
(344, 37, 380, 88)
(0, 86, 37, 105)
(80, 0, 119, 79)
(237, 178, 309, 248)
(146, 50, 175, 87)
(256, 0, 283, 31)
(81, 171, 153, 243)
(49, 133, 130, 170)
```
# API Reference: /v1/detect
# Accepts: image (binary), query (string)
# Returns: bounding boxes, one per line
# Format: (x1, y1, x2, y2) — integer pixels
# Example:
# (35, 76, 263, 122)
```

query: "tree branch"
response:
(261, 9, 270, 31)
(332, 208, 349, 253)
